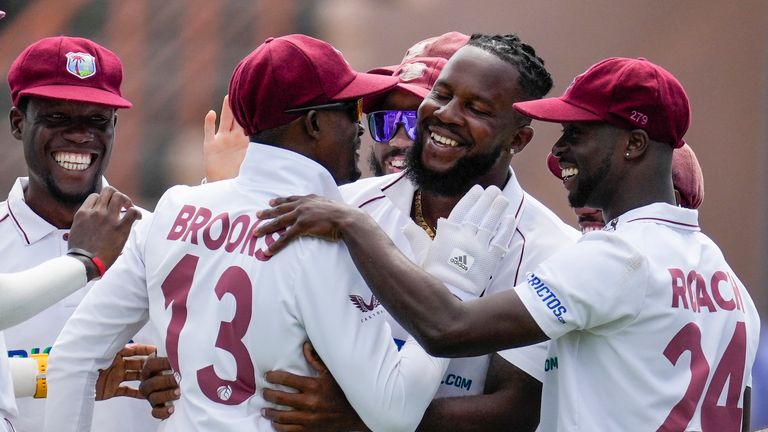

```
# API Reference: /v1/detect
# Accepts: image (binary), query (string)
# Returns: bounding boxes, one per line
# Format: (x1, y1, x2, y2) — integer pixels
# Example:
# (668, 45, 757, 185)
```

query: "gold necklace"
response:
(414, 189, 436, 239)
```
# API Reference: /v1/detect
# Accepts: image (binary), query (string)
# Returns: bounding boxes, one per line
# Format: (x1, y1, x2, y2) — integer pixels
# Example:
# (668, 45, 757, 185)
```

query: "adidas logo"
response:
(448, 248, 474, 273)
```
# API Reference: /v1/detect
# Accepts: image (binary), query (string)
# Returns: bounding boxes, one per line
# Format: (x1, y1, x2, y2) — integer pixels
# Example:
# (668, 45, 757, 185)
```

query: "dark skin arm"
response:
(416, 354, 540, 431)
(254, 195, 548, 358)
(67, 186, 143, 279)
(262, 345, 540, 432)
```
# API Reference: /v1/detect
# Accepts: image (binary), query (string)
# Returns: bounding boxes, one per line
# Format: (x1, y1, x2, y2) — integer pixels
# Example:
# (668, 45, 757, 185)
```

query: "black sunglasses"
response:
(284, 99, 363, 123)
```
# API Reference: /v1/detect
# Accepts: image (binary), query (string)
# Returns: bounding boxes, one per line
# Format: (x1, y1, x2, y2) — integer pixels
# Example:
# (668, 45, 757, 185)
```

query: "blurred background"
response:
(0, 0, 766, 426)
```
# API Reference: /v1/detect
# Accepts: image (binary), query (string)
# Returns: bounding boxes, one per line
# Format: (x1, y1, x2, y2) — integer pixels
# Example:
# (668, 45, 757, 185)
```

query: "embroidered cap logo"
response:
(65, 52, 97, 79)
(397, 62, 427, 82)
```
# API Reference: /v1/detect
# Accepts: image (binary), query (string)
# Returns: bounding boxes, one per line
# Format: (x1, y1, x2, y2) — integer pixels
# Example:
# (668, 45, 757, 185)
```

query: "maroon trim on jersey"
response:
(6, 201, 30, 245)
(381, 173, 407, 192)
(359, 174, 409, 209)
(513, 228, 526, 285)
(359, 195, 386, 209)
(0, 213, 8, 223)
(625, 217, 699, 229)
(513, 194, 525, 219)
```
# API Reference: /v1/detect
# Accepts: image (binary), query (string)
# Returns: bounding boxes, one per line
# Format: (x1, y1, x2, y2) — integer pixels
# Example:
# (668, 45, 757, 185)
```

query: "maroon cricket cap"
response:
(671, 142, 704, 209)
(8, 36, 132, 109)
(229, 34, 399, 136)
(514, 57, 690, 148)
(545, 141, 703, 209)
(363, 31, 470, 112)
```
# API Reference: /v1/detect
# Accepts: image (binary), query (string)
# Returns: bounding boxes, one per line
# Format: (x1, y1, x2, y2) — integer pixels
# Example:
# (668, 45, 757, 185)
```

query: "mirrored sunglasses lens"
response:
(402, 112, 418, 141)
(368, 112, 395, 142)
(368, 111, 418, 142)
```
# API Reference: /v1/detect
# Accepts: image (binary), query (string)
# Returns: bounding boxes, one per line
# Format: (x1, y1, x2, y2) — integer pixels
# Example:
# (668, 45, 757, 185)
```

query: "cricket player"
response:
(1, 36, 159, 432)
(546, 141, 704, 233)
(256, 57, 761, 431)
(0, 186, 139, 431)
(44, 34, 457, 432)
(256, 33, 578, 431)
(158, 32, 575, 430)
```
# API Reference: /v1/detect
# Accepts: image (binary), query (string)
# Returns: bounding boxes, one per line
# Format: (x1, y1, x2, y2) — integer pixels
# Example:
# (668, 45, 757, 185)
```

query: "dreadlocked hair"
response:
(467, 33, 553, 101)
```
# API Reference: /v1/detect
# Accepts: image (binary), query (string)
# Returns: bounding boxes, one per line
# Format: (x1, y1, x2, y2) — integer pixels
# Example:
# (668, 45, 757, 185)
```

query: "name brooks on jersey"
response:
(668, 268, 746, 313)
(166, 204, 277, 260)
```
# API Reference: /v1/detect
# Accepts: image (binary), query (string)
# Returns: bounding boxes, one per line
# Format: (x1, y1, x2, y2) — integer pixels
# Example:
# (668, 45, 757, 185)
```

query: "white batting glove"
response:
(405, 185, 515, 300)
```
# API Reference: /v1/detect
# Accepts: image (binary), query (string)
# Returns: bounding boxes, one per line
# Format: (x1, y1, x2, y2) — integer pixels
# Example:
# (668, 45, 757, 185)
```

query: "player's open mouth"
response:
(53, 151, 95, 171)
(561, 166, 578, 182)
(388, 155, 406, 171)
(430, 132, 460, 148)
(580, 223, 604, 234)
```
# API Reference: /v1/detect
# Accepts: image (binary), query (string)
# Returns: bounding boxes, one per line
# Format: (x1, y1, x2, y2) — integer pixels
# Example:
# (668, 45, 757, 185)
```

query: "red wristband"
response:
(91, 256, 107, 277)
(67, 248, 107, 278)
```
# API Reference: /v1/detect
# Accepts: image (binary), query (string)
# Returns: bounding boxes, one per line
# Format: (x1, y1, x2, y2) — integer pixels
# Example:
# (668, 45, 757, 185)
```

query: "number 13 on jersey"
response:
(160, 253, 257, 405)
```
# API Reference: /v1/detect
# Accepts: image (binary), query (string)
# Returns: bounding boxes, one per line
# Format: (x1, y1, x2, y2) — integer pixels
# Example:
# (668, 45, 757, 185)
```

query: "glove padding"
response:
(404, 185, 515, 300)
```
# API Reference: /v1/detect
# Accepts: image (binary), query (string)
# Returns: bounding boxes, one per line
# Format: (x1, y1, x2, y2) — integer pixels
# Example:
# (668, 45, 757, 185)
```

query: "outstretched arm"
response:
(254, 187, 547, 358)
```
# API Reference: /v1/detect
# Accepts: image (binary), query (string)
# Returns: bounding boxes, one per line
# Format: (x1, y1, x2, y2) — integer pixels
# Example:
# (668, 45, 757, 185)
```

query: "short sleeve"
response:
(515, 233, 648, 340)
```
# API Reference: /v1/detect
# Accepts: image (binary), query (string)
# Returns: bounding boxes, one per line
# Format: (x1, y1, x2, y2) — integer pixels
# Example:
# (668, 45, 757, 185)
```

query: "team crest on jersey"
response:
(350, 294, 384, 323)
(350, 294, 380, 312)
(65, 52, 97, 79)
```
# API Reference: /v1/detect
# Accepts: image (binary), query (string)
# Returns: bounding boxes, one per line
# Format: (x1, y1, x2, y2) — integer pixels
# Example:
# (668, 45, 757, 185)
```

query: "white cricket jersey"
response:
(0, 334, 11, 423)
(515, 203, 761, 431)
(340, 171, 579, 396)
(44, 144, 447, 432)
(0, 177, 161, 432)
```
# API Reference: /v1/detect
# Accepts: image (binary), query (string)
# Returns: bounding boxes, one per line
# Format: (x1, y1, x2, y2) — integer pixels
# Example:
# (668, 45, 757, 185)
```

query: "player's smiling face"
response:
(11, 97, 115, 206)
(553, 122, 627, 209)
(368, 89, 422, 176)
(406, 45, 525, 197)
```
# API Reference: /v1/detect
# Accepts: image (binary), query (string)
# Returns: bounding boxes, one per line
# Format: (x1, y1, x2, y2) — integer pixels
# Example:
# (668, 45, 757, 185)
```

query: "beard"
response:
(368, 152, 386, 177)
(405, 128, 503, 197)
(44, 173, 100, 206)
(567, 152, 612, 208)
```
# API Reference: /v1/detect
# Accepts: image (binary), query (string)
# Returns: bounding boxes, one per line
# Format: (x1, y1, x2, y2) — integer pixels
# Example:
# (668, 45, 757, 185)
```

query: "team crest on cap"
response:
(65, 52, 97, 79)
(397, 62, 427, 82)
(402, 40, 430, 61)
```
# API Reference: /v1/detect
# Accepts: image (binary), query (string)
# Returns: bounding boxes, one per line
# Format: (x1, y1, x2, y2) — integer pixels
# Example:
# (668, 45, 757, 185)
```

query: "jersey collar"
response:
(604, 202, 700, 232)
(380, 168, 526, 223)
(3, 177, 111, 245)
(236, 143, 342, 200)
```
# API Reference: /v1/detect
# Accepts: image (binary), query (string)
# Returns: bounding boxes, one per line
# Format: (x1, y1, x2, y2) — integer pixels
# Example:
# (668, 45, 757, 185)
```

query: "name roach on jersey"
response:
(668, 268, 746, 313)
(166, 204, 278, 260)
